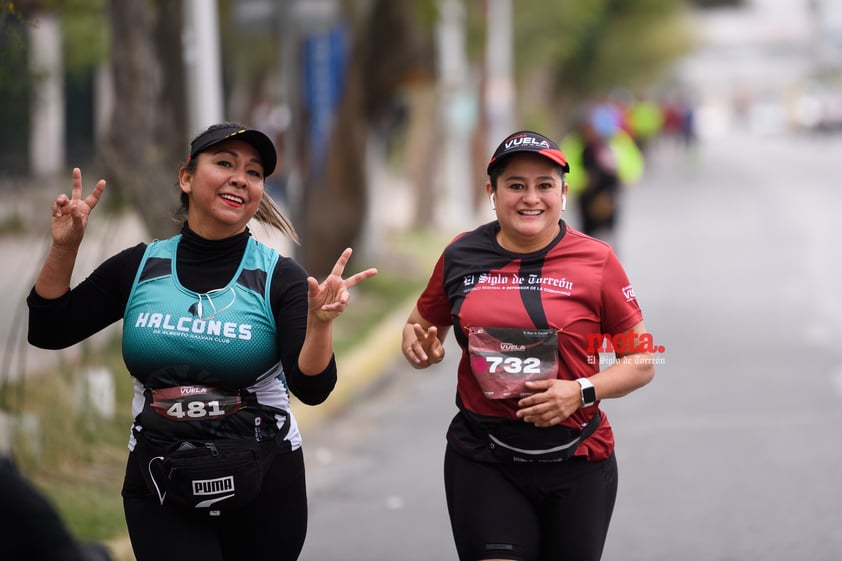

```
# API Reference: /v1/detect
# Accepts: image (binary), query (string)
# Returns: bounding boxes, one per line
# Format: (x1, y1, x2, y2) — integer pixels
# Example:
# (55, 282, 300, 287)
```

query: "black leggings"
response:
(444, 446, 618, 561)
(123, 446, 308, 561)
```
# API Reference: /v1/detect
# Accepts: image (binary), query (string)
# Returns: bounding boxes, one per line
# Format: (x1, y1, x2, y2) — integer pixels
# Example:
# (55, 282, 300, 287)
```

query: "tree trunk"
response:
(299, 0, 432, 277)
(101, 0, 187, 239)
(299, 62, 367, 277)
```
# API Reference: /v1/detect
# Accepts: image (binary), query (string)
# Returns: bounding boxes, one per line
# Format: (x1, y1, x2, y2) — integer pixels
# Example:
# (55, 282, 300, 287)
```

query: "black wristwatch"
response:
(576, 378, 596, 407)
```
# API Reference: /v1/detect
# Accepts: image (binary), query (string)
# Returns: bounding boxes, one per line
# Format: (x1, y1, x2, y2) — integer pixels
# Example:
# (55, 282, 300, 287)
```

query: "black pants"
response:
(123, 446, 308, 561)
(444, 445, 618, 561)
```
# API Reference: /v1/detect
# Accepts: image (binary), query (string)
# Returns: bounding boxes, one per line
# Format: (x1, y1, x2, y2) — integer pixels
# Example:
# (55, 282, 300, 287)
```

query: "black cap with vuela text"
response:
(487, 130, 570, 175)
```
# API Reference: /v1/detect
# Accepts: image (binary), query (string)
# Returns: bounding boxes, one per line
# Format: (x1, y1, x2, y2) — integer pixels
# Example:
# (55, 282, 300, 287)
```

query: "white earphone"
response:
(489, 194, 496, 211)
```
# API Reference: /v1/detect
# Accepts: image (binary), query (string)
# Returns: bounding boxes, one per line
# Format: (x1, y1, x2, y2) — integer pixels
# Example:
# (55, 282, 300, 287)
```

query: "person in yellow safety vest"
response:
(561, 104, 644, 247)
(561, 127, 644, 196)
(627, 97, 664, 156)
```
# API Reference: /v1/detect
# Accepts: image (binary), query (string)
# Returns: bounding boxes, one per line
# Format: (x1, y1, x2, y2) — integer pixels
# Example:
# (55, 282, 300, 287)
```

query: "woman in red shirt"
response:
(401, 130, 655, 561)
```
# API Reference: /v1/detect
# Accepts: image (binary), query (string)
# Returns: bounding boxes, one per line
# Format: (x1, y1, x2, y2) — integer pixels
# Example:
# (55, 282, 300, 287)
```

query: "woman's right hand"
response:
(403, 323, 446, 368)
(51, 167, 106, 248)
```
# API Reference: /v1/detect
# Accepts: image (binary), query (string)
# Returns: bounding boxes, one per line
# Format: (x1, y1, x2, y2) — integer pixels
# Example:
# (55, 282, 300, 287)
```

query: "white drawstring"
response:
(195, 287, 237, 320)
(147, 456, 167, 505)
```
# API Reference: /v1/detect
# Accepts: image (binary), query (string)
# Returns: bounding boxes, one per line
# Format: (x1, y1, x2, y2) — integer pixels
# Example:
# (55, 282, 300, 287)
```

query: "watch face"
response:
(578, 379, 596, 405)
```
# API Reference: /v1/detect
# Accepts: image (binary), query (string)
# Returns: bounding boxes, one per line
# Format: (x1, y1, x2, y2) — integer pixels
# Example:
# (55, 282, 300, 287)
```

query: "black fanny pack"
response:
(457, 395, 600, 463)
(134, 431, 273, 512)
(485, 410, 600, 463)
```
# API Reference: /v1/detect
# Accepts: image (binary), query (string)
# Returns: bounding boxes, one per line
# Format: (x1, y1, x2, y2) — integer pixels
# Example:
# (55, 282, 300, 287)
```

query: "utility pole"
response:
(183, 0, 224, 133)
(484, 0, 514, 155)
(437, 0, 476, 230)
(28, 13, 64, 176)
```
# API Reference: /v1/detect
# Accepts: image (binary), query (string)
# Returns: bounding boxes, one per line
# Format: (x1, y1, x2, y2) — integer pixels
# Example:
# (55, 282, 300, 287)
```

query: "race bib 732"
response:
(467, 327, 559, 399)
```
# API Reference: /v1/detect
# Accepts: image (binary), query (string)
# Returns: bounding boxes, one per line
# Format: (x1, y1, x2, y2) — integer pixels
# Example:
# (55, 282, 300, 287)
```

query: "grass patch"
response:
(331, 227, 449, 356)
(7, 338, 135, 543)
(332, 267, 426, 356)
(0, 211, 25, 234)
(35, 451, 130, 541)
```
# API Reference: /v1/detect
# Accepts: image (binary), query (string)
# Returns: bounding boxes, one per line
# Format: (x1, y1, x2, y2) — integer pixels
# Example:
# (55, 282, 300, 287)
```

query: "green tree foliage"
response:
(0, 4, 28, 88)
(469, 0, 695, 128)
(2, 0, 107, 77)
(690, 0, 744, 7)
(58, 0, 108, 78)
(530, 0, 691, 88)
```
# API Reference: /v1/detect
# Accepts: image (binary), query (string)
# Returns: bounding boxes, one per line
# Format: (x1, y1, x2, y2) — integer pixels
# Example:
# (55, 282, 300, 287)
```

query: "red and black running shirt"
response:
(416, 220, 643, 460)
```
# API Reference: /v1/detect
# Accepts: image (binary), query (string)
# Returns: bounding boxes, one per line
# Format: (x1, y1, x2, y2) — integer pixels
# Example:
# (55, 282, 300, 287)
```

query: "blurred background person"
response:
(577, 104, 622, 243)
(1, 452, 113, 561)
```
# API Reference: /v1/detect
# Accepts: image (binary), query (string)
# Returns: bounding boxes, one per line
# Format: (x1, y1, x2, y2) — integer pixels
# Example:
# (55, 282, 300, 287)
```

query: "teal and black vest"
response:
(122, 235, 283, 389)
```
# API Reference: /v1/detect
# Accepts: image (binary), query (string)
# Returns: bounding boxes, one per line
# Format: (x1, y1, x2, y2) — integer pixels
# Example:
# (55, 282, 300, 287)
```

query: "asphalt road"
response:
(297, 130, 842, 561)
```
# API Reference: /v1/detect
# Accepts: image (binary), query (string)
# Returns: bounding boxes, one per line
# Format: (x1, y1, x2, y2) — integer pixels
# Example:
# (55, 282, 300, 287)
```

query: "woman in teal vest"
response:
(27, 122, 377, 561)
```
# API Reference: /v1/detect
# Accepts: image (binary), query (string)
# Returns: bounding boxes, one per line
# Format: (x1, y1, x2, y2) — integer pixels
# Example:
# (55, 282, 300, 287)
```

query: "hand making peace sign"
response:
(307, 247, 378, 322)
(50, 167, 106, 249)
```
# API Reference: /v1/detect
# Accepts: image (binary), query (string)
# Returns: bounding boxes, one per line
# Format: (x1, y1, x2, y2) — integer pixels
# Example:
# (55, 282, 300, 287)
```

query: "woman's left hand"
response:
(515, 379, 581, 427)
(307, 248, 378, 322)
